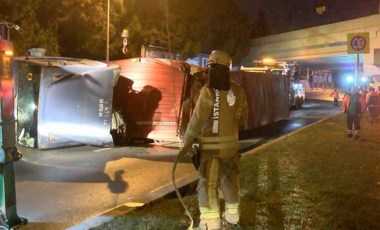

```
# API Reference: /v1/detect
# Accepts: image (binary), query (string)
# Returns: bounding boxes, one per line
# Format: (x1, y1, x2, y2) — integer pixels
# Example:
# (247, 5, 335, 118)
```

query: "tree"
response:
(1, 0, 253, 64)
(117, 0, 172, 59)
(117, 0, 253, 64)
(57, 0, 125, 60)
(196, 1, 252, 63)
(164, 0, 253, 64)
(0, 0, 60, 56)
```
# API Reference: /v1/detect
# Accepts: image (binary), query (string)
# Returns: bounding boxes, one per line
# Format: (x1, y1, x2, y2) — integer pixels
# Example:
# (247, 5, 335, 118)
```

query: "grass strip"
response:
(93, 114, 380, 230)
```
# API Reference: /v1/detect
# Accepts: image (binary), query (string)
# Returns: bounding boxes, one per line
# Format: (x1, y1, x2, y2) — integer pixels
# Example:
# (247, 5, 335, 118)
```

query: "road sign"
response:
(347, 32, 370, 54)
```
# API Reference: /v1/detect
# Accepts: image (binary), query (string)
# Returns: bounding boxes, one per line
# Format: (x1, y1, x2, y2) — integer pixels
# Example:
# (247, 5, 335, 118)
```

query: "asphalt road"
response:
(15, 144, 196, 230)
(14, 98, 341, 230)
(239, 99, 342, 150)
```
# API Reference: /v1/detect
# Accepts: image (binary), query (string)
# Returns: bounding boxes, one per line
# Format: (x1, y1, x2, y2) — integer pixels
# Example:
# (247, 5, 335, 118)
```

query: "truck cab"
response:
(289, 81, 305, 109)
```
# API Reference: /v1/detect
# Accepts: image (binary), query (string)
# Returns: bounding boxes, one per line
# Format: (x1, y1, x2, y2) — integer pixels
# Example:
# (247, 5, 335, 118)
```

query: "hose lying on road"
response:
(172, 147, 195, 230)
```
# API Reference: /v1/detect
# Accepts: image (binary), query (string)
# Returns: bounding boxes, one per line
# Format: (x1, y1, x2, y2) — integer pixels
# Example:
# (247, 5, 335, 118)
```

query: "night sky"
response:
(234, 0, 272, 20)
(234, 0, 379, 35)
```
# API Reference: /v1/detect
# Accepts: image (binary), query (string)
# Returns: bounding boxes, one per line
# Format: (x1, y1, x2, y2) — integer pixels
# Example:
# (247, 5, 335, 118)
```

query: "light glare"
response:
(262, 58, 275, 64)
(5, 50, 13, 56)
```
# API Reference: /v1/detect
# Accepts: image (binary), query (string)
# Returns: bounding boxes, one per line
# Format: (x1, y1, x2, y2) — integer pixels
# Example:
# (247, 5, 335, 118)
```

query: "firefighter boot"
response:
(224, 202, 239, 224)
(354, 130, 361, 140)
(198, 207, 221, 230)
(221, 202, 240, 229)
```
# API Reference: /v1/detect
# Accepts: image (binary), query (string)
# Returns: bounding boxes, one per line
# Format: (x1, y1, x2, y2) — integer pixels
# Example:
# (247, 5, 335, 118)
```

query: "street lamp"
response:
(0, 21, 23, 40)
(106, 0, 110, 62)
(122, 29, 128, 54)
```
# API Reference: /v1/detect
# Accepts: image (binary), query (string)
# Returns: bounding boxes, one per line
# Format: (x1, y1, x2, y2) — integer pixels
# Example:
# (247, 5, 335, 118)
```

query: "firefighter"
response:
(182, 50, 248, 229)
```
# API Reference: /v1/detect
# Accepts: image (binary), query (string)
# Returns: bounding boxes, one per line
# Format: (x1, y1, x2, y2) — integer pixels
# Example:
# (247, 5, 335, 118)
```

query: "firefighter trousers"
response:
(197, 155, 240, 223)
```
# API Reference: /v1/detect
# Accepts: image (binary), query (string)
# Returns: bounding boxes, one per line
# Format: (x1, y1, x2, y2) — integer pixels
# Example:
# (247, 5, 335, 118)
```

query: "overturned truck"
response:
(14, 55, 120, 149)
(111, 58, 290, 145)
(14, 56, 289, 149)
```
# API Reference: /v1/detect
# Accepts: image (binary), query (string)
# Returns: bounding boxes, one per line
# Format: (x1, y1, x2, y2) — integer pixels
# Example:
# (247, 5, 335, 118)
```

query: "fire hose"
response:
(172, 146, 199, 230)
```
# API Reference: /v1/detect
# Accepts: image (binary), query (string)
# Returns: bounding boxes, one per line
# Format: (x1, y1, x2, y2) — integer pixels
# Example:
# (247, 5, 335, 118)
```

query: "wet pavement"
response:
(14, 89, 338, 230)
(89, 88, 380, 230)
(15, 144, 197, 230)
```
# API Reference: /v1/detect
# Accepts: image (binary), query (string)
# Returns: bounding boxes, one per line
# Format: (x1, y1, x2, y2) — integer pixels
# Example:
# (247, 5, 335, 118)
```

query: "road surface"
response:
(15, 98, 341, 230)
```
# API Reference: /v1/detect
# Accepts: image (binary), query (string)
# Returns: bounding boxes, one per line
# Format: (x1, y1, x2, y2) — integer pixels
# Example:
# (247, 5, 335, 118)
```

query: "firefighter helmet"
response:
(206, 50, 232, 68)
(207, 50, 231, 90)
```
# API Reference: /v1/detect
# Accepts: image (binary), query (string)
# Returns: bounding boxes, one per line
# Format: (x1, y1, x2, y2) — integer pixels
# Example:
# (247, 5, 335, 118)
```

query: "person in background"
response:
(330, 88, 339, 106)
(182, 50, 248, 230)
(365, 87, 379, 123)
(342, 87, 363, 140)
(359, 88, 368, 114)
(308, 74, 313, 90)
(376, 86, 380, 95)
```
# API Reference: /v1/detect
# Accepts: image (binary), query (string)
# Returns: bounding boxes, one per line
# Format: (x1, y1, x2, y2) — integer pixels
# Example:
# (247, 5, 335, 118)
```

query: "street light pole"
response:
(106, 0, 110, 62)
(355, 53, 359, 87)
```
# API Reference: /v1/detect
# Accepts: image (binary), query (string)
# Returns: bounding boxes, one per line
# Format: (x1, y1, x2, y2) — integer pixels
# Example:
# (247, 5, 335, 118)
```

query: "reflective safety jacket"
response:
(342, 93, 362, 116)
(183, 81, 248, 158)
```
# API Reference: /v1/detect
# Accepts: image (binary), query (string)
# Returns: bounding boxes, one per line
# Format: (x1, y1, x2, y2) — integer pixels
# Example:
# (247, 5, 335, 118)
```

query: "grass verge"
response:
(93, 114, 380, 230)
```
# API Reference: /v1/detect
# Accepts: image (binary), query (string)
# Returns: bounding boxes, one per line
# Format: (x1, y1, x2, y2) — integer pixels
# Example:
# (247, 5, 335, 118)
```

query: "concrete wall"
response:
(244, 14, 380, 67)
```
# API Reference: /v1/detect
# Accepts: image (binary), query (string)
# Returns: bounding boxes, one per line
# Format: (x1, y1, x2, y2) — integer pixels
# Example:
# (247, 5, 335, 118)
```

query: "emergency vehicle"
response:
(241, 59, 305, 109)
